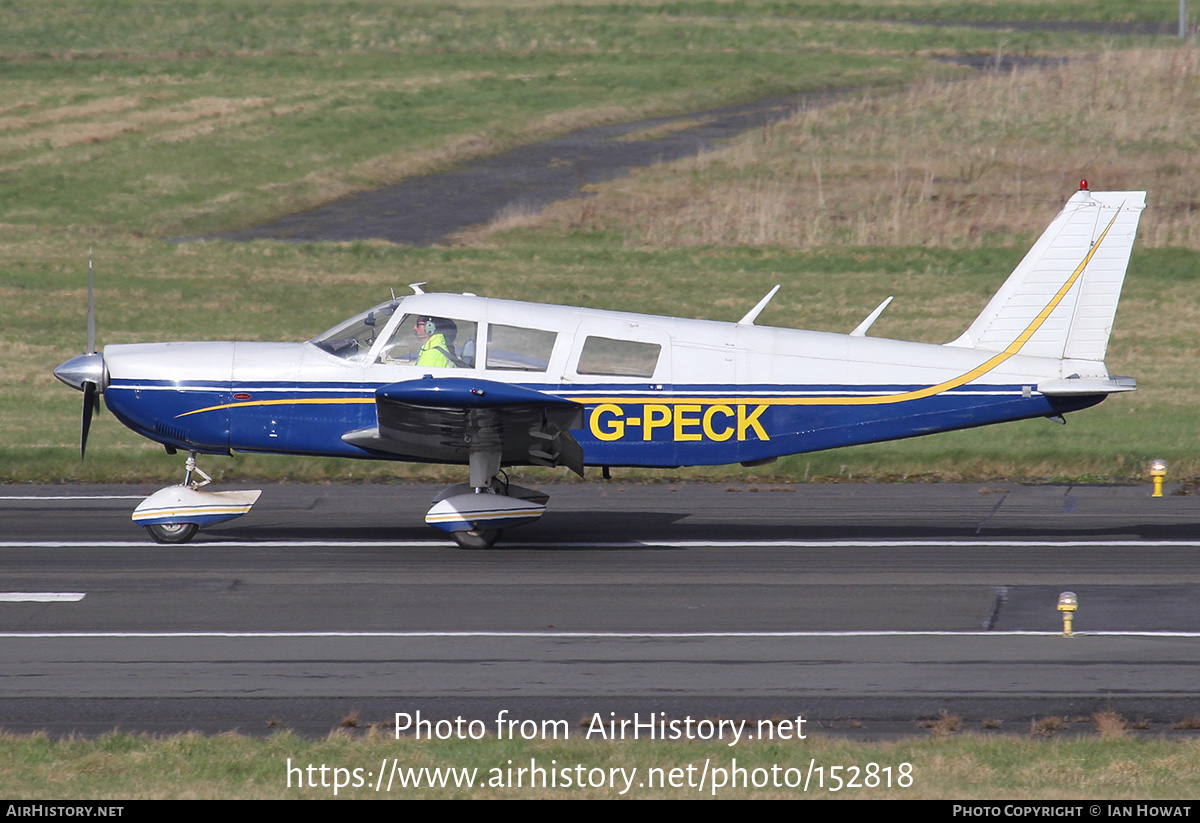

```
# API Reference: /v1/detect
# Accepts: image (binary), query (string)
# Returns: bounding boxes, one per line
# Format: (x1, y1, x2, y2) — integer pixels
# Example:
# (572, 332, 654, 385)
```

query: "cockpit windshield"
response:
(310, 299, 401, 360)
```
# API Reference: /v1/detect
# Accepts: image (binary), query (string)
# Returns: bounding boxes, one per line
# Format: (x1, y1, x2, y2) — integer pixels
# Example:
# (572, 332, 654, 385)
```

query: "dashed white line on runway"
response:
(0, 496, 145, 501)
(0, 593, 86, 602)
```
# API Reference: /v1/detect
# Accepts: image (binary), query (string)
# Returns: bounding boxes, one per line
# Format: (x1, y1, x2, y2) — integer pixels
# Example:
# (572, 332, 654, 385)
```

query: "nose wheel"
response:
(451, 529, 501, 550)
(145, 522, 199, 544)
(132, 453, 262, 544)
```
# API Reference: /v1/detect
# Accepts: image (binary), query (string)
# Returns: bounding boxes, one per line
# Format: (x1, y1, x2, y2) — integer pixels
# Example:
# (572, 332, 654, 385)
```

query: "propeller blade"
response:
(81, 381, 97, 459)
(87, 249, 96, 355)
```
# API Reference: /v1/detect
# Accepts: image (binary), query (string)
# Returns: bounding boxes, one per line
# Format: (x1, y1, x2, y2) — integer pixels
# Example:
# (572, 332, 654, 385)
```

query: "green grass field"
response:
(2, 1, 1197, 486)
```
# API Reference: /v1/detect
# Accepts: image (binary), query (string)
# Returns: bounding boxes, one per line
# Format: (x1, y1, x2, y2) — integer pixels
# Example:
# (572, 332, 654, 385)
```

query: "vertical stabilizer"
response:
(947, 190, 1145, 363)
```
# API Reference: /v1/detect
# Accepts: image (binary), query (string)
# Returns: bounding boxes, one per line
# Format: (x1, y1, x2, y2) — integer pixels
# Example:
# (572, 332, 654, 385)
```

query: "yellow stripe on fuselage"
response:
(175, 397, 374, 418)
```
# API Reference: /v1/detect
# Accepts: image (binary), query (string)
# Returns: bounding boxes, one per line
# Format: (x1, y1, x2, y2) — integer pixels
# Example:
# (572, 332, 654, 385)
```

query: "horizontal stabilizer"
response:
(1037, 375, 1136, 396)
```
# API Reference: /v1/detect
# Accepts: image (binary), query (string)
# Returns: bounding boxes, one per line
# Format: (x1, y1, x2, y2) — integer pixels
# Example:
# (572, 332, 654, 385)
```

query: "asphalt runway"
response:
(2, 481, 1199, 737)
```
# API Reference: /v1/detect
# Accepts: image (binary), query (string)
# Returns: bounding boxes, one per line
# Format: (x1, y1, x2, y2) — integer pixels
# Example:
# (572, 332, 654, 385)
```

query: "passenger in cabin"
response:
(415, 317, 458, 368)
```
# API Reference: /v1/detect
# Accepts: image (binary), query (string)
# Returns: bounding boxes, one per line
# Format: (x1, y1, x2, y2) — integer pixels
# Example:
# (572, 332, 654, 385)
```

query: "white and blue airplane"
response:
(55, 185, 1144, 547)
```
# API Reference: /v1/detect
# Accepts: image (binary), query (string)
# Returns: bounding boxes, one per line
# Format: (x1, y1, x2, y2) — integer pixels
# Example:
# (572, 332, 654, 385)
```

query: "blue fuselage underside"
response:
(104, 380, 1104, 468)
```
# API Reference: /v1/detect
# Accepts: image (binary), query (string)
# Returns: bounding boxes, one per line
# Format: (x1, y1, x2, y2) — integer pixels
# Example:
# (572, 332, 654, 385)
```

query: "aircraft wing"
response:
(342, 377, 585, 476)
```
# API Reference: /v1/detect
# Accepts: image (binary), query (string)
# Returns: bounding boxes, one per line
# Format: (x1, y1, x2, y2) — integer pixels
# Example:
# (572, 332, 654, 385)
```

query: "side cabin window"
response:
(311, 300, 401, 361)
(486, 324, 557, 372)
(576, 336, 661, 378)
(379, 314, 478, 369)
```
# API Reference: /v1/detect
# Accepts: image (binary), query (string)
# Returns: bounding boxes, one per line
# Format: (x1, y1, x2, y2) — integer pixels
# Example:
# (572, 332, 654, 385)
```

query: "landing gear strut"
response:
(181, 451, 212, 489)
(141, 451, 208, 543)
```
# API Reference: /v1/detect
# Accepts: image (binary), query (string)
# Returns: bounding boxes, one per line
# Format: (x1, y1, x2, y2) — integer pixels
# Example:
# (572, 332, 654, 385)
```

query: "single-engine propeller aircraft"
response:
(55, 185, 1144, 547)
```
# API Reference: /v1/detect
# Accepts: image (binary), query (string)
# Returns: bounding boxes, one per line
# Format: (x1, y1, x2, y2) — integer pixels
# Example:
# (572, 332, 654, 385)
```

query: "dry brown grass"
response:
(924, 711, 964, 737)
(1031, 716, 1067, 738)
(0, 96, 272, 151)
(338, 711, 360, 729)
(1093, 710, 1128, 739)
(0, 94, 275, 174)
(0, 95, 143, 133)
(520, 47, 1200, 250)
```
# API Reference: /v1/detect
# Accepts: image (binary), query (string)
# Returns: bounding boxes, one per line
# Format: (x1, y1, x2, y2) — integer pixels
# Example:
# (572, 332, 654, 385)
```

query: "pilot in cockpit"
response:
(414, 316, 458, 368)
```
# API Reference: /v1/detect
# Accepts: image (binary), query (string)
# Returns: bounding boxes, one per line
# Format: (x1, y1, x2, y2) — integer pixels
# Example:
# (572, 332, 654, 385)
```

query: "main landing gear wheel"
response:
(451, 529, 501, 550)
(144, 522, 199, 544)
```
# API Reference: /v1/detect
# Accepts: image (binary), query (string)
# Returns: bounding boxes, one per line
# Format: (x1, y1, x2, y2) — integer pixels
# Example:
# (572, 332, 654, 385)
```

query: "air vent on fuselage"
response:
(155, 421, 188, 444)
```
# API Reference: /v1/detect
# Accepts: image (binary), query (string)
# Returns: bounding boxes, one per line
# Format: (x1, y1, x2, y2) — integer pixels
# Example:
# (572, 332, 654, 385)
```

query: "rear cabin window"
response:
(576, 336, 661, 378)
(486, 324, 557, 372)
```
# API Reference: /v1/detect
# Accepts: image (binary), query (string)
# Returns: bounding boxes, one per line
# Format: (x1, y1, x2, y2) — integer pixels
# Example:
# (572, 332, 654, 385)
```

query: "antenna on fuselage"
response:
(849, 296, 894, 337)
(408, 282, 427, 295)
(738, 285, 781, 326)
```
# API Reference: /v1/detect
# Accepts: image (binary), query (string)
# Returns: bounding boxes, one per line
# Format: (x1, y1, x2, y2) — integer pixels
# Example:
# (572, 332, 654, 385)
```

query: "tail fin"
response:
(947, 189, 1145, 363)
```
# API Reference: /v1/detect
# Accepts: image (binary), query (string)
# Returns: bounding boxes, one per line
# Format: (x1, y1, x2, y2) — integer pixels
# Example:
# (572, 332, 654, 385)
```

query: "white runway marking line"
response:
(0, 541, 454, 548)
(0, 495, 145, 501)
(0, 593, 86, 602)
(5, 539, 1200, 549)
(1, 629, 1200, 638)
